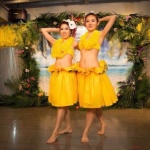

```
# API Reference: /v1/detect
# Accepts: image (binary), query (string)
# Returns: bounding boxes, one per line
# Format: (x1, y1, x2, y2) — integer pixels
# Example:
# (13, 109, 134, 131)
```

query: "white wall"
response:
(26, 1, 150, 20)
(0, 6, 8, 21)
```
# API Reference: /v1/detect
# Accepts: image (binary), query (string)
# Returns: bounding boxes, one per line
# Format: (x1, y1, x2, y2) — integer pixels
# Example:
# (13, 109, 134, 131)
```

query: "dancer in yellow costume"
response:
(41, 20, 77, 144)
(77, 12, 118, 143)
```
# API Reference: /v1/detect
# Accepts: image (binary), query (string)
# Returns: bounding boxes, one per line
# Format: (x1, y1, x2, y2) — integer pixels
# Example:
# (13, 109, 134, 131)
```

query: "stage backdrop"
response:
(33, 26, 133, 95)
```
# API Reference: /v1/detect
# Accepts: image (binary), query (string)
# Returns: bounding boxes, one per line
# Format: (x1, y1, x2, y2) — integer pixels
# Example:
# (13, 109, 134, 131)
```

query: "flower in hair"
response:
(85, 11, 94, 17)
(63, 19, 77, 29)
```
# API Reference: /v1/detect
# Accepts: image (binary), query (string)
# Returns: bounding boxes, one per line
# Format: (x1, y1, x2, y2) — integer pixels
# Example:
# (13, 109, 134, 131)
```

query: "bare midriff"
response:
(54, 54, 73, 68)
(79, 49, 99, 69)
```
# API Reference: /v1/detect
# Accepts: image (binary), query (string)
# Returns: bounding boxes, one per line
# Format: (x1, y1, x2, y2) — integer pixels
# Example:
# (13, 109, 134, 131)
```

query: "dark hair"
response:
(59, 21, 69, 28)
(84, 12, 99, 22)
(59, 21, 76, 37)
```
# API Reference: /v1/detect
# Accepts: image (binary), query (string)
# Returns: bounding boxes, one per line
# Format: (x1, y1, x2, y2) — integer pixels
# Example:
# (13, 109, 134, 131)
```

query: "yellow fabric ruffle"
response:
(76, 60, 108, 75)
(48, 63, 77, 72)
(51, 37, 74, 58)
(76, 60, 118, 108)
(78, 30, 101, 50)
(48, 64, 77, 107)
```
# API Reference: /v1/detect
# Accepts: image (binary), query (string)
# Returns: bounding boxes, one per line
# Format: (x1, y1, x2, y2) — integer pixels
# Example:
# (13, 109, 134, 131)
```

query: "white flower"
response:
(114, 28, 117, 32)
(53, 21, 57, 25)
(85, 11, 94, 17)
(63, 19, 77, 29)
(25, 69, 29, 72)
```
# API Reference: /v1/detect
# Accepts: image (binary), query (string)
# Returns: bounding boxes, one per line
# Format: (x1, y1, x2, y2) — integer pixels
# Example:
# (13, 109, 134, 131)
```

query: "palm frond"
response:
(4, 77, 21, 93)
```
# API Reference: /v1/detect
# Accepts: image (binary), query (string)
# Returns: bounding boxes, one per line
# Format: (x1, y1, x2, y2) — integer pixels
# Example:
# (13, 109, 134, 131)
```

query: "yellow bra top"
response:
(78, 30, 101, 50)
(51, 37, 74, 58)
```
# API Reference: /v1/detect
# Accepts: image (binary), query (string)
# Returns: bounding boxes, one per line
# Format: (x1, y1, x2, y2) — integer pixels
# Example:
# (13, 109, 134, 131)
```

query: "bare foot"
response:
(98, 123, 107, 135)
(58, 128, 72, 135)
(46, 134, 58, 144)
(81, 133, 89, 143)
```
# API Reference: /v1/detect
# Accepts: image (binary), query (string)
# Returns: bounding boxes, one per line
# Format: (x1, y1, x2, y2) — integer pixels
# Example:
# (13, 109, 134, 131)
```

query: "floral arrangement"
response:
(0, 21, 48, 107)
(0, 11, 150, 108)
(0, 24, 17, 47)
(114, 17, 150, 108)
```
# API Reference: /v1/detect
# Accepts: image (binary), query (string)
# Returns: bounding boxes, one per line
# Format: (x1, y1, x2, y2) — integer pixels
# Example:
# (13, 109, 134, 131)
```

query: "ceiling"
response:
(1, 0, 150, 10)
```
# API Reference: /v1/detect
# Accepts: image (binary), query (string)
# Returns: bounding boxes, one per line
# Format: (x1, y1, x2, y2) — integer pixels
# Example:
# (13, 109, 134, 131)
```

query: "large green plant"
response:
(114, 18, 150, 108)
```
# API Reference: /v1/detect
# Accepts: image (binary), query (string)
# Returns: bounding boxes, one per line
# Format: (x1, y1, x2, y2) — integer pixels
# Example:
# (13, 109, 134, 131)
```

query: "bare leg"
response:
(59, 108, 72, 134)
(96, 108, 107, 135)
(46, 107, 66, 144)
(81, 109, 96, 143)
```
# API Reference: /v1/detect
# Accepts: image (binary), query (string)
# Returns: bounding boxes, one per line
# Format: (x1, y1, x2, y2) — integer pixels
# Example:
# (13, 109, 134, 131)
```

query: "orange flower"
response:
(117, 93, 120, 97)
(38, 92, 43, 97)
(76, 106, 80, 109)
(26, 84, 30, 88)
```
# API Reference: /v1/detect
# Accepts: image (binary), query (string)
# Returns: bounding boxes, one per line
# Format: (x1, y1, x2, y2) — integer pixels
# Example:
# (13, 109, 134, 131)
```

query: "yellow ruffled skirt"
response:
(48, 64, 77, 107)
(76, 60, 118, 108)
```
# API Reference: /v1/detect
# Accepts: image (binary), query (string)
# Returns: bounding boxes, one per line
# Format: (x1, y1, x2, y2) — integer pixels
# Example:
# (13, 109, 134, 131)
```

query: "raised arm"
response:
(99, 15, 116, 40)
(41, 28, 59, 45)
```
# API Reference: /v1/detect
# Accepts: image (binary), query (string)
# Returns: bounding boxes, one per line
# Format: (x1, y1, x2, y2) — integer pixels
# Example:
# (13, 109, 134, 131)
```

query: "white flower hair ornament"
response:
(63, 19, 77, 29)
(84, 11, 94, 17)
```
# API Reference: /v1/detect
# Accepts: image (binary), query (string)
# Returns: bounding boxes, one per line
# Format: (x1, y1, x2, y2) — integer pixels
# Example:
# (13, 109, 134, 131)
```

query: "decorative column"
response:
(0, 47, 21, 95)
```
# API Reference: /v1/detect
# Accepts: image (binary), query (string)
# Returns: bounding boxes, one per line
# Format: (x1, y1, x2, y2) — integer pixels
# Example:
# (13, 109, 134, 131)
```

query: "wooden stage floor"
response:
(0, 106, 150, 150)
